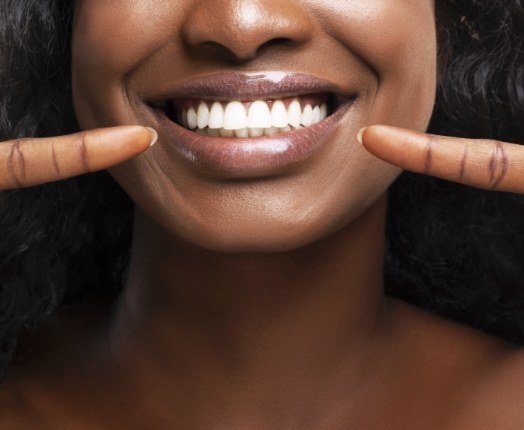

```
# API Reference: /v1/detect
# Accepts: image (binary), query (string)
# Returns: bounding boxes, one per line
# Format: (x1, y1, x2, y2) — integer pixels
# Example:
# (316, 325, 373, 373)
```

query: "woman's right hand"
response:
(0, 126, 157, 191)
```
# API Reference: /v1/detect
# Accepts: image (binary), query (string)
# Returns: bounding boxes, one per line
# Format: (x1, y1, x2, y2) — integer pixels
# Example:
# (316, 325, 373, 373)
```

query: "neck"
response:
(107, 194, 391, 426)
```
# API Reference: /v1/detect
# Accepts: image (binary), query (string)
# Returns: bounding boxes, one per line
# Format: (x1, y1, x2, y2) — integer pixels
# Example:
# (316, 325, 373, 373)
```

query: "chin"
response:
(152, 202, 369, 254)
(189, 225, 327, 254)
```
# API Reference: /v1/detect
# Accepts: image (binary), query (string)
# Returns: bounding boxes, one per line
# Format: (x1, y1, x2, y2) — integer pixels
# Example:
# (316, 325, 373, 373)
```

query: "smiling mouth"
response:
(146, 72, 356, 177)
(158, 92, 340, 138)
(148, 72, 353, 139)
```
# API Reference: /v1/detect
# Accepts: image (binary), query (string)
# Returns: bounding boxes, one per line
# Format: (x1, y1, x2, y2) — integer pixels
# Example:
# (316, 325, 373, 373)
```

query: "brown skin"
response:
(1, 0, 524, 428)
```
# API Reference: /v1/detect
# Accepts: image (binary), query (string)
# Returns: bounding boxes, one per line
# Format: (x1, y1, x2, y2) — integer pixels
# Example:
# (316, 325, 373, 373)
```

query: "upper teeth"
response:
(181, 98, 328, 135)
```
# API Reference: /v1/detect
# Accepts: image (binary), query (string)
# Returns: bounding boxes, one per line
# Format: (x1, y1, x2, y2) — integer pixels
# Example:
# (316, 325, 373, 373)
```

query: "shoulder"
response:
(0, 382, 40, 429)
(0, 369, 79, 430)
(0, 313, 96, 430)
(389, 298, 524, 429)
(451, 348, 524, 429)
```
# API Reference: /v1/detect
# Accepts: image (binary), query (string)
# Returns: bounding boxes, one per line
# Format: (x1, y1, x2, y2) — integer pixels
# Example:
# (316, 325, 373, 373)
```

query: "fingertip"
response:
(367, 125, 413, 138)
(97, 125, 158, 149)
(360, 125, 411, 147)
(358, 125, 390, 146)
(357, 127, 367, 145)
(146, 127, 158, 147)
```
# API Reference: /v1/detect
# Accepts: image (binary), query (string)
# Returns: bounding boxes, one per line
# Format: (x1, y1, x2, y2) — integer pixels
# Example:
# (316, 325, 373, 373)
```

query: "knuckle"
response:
(487, 140, 509, 189)
(458, 144, 469, 181)
(51, 140, 62, 177)
(75, 131, 91, 173)
(6, 138, 29, 188)
(423, 135, 436, 175)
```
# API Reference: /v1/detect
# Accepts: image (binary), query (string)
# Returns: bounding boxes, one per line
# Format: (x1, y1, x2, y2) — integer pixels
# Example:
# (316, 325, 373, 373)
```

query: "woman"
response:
(0, 0, 523, 428)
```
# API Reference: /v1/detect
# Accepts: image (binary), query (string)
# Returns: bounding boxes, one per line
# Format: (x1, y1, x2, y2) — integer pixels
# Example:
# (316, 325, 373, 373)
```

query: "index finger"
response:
(0, 126, 157, 190)
(359, 125, 524, 194)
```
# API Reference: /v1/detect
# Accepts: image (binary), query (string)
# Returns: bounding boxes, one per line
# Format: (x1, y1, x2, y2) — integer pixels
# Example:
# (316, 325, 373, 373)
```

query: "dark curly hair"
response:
(0, 0, 523, 382)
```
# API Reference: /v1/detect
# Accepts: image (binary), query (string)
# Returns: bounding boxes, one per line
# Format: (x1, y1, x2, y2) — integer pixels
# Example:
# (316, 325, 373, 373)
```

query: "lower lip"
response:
(154, 100, 355, 178)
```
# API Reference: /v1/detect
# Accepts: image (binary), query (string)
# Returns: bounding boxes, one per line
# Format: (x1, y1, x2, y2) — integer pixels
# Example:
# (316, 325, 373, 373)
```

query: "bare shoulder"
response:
(389, 298, 524, 429)
(0, 367, 84, 430)
(0, 382, 40, 429)
(452, 347, 524, 429)
(0, 310, 99, 430)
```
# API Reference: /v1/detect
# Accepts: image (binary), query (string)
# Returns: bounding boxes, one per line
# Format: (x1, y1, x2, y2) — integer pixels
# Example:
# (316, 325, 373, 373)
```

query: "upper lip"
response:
(148, 71, 354, 105)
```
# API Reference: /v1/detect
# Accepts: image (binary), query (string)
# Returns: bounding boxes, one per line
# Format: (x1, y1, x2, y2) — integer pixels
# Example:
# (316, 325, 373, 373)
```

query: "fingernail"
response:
(357, 127, 366, 145)
(147, 127, 158, 147)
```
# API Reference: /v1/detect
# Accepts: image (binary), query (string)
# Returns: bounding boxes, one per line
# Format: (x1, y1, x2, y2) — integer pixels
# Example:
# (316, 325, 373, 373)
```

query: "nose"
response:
(181, 0, 314, 62)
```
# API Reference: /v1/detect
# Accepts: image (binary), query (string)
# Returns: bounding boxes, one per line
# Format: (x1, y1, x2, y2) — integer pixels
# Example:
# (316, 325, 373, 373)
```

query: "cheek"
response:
(71, 1, 176, 128)
(72, 2, 172, 73)
(317, 0, 437, 131)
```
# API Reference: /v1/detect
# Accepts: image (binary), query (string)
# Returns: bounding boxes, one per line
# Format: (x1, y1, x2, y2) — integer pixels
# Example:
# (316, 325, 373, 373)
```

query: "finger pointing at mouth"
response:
(359, 125, 524, 194)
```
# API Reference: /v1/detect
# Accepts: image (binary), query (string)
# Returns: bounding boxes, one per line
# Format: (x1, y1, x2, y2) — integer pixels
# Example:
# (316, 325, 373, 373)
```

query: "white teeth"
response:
(234, 128, 249, 138)
(223, 101, 248, 130)
(271, 100, 288, 128)
(187, 107, 198, 130)
(197, 102, 209, 129)
(208, 102, 224, 129)
(312, 106, 321, 124)
(247, 101, 272, 128)
(190, 125, 307, 137)
(180, 98, 331, 136)
(249, 128, 265, 137)
(287, 100, 302, 128)
(320, 104, 327, 121)
(264, 127, 279, 136)
(301, 105, 313, 127)
(219, 128, 235, 137)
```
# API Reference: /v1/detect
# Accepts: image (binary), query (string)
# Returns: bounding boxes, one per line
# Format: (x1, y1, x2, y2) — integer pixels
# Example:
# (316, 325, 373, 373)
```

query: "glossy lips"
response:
(149, 72, 356, 178)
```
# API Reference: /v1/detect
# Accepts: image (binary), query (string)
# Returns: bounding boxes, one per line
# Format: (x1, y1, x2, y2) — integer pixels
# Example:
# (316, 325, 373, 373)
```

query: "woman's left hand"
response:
(359, 125, 524, 193)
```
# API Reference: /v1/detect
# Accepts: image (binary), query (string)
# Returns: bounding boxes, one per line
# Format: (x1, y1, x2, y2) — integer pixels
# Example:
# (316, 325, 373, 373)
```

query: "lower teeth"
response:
(194, 125, 303, 138)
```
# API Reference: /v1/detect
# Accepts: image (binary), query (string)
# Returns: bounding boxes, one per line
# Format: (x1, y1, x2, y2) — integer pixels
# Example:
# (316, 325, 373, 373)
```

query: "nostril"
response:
(195, 41, 259, 64)
(255, 37, 297, 55)
(200, 40, 234, 56)
(260, 37, 294, 49)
